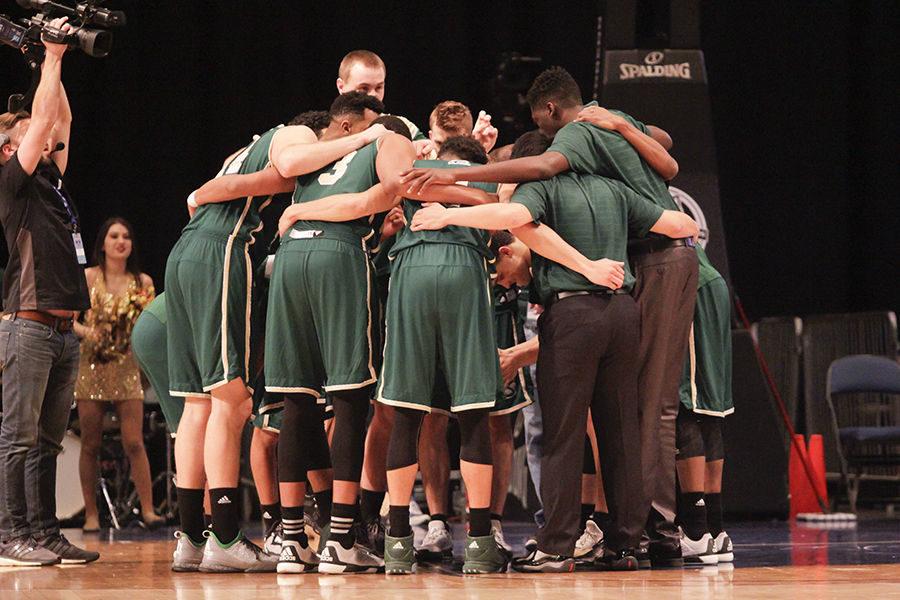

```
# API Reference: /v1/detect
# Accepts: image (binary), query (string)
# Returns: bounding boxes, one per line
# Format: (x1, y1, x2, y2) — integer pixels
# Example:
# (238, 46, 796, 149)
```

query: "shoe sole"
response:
(198, 562, 277, 573)
(171, 563, 201, 572)
(276, 562, 318, 574)
(650, 557, 684, 568)
(684, 554, 719, 566)
(512, 560, 575, 573)
(717, 552, 734, 562)
(385, 563, 416, 575)
(60, 557, 100, 565)
(463, 561, 510, 574)
(0, 557, 56, 567)
(317, 562, 382, 574)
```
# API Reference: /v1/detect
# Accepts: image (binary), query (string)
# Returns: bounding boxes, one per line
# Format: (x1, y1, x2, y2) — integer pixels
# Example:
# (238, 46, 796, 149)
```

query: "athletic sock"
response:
(330, 502, 357, 549)
(388, 504, 411, 538)
(314, 489, 333, 529)
(679, 491, 708, 540)
(175, 487, 205, 545)
(360, 489, 385, 524)
(706, 493, 724, 537)
(580, 503, 595, 531)
(261, 503, 282, 533)
(591, 510, 613, 535)
(469, 508, 491, 537)
(490, 513, 503, 523)
(429, 513, 448, 524)
(282, 505, 307, 544)
(209, 487, 241, 544)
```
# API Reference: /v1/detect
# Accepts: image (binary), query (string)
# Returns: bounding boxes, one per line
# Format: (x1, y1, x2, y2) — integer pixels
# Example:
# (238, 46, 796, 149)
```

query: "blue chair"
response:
(826, 355, 900, 512)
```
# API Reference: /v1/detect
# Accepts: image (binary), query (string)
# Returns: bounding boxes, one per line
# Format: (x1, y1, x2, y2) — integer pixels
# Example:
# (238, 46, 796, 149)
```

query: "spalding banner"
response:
(602, 49, 730, 281)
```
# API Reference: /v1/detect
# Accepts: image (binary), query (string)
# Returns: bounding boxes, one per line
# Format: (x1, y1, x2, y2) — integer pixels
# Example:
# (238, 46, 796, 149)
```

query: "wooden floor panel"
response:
(3, 539, 900, 599)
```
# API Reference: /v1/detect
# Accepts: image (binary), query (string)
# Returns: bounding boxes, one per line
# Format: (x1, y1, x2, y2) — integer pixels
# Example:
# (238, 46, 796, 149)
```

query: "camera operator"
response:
(0, 16, 99, 566)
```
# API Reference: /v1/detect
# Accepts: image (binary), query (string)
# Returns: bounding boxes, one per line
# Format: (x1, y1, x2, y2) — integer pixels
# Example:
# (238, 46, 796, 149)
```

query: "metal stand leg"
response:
(99, 477, 121, 530)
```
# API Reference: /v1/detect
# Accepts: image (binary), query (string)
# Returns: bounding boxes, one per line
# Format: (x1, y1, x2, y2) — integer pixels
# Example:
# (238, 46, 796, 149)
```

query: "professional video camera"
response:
(0, 0, 125, 62)
(0, 1, 125, 112)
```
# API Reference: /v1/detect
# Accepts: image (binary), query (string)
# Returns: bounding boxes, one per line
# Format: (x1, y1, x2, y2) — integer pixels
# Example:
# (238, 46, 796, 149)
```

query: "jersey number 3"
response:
(317, 151, 358, 186)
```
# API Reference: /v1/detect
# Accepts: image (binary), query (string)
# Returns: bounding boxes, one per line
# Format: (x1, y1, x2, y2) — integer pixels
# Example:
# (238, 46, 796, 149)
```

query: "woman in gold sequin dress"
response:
(74, 218, 163, 531)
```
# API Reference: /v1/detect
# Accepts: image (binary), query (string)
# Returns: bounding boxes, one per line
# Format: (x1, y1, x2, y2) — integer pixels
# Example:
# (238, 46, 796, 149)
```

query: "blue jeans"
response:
(0, 317, 80, 541)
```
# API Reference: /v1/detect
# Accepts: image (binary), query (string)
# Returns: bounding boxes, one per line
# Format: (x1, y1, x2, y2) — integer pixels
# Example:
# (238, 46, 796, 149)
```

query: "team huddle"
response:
(131, 49, 734, 575)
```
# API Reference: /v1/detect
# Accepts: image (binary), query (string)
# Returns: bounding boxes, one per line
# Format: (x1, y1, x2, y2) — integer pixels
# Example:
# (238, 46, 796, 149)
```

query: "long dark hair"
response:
(92, 217, 143, 287)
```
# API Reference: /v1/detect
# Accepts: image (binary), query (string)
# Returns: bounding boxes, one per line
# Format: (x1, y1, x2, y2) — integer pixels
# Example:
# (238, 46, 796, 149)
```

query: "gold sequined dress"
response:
(75, 272, 155, 402)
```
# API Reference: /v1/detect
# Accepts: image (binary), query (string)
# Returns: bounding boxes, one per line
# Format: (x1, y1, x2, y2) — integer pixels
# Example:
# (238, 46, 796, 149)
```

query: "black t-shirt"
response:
(0, 154, 89, 312)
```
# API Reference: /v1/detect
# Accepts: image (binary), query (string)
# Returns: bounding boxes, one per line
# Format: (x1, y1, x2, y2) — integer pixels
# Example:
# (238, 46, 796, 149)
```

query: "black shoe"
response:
(358, 517, 385, 557)
(594, 548, 639, 571)
(35, 533, 100, 564)
(649, 541, 684, 568)
(634, 545, 651, 569)
(511, 549, 575, 573)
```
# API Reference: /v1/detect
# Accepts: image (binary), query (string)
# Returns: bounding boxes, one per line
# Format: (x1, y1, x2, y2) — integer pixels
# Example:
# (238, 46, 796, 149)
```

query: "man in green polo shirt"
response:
(402, 66, 697, 565)
(410, 132, 698, 572)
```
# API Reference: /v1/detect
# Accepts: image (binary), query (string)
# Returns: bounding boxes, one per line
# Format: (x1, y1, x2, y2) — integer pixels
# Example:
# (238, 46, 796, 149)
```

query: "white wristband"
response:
(187, 191, 198, 208)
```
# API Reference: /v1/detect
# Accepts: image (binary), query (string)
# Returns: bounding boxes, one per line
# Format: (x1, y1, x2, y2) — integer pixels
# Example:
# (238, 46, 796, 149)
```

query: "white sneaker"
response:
(574, 519, 605, 559)
(409, 499, 430, 527)
(491, 519, 513, 556)
(416, 519, 453, 561)
(277, 539, 319, 573)
(679, 528, 718, 565)
(317, 539, 384, 574)
(263, 521, 283, 556)
(714, 531, 733, 562)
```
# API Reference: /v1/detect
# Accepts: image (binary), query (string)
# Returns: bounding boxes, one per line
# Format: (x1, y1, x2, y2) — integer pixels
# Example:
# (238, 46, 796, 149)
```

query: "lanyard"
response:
(50, 177, 79, 232)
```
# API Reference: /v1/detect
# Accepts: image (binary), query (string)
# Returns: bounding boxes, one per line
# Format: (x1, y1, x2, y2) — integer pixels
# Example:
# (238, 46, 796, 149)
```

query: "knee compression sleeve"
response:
(278, 393, 328, 482)
(386, 407, 424, 471)
(330, 387, 372, 481)
(458, 409, 492, 465)
(700, 415, 725, 462)
(676, 406, 705, 460)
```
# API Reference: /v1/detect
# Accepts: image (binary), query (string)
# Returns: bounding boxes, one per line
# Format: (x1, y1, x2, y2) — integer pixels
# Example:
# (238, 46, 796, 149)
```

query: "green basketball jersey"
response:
(183, 125, 281, 242)
(547, 105, 678, 211)
(390, 159, 498, 259)
(290, 140, 385, 247)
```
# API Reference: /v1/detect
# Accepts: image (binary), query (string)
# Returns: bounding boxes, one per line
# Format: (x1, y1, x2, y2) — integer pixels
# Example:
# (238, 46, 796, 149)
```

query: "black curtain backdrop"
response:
(1, 1, 896, 320)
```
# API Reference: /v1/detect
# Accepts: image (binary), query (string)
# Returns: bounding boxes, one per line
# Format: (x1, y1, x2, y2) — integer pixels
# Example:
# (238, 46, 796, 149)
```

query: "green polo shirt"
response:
(512, 173, 663, 305)
(547, 109, 678, 212)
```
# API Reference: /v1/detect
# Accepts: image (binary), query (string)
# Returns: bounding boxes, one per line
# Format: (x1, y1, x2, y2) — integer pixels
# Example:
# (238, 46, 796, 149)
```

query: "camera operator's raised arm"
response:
(49, 81, 72, 174)
(15, 17, 71, 176)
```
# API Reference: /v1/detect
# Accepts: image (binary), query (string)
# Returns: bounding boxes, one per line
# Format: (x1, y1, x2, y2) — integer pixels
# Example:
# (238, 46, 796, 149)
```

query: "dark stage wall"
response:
(1, 1, 896, 320)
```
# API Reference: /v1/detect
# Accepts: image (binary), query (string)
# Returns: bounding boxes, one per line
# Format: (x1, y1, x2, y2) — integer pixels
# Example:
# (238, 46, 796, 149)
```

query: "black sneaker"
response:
(0, 536, 60, 566)
(594, 548, 639, 571)
(35, 533, 99, 564)
(649, 541, 684, 568)
(511, 548, 574, 573)
(634, 545, 651, 569)
(356, 517, 385, 557)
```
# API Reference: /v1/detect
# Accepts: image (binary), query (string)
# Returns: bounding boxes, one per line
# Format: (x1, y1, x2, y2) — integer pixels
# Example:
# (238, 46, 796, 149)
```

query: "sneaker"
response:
(362, 517, 386, 557)
(171, 531, 205, 572)
(384, 534, 416, 574)
(277, 538, 319, 574)
(263, 521, 284, 556)
(524, 537, 538, 555)
(416, 519, 453, 562)
(574, 519, 605, 559)
(317, 539, 384, 574)
(679, 528, 718, 565)
(714, 531, 734, 563)
(0, 536, 60, 566)
(35, 533, 99, 564)
(409, 499, 429, 527)
(462, 534, 508, 574)
(649, 541, 684, 568)
(490, 519, 513, 557)
(198, 531, 277, 573)
(635, 544, 651, 569)
(594, 548, 639, 571)
(511, 549, 574, 573)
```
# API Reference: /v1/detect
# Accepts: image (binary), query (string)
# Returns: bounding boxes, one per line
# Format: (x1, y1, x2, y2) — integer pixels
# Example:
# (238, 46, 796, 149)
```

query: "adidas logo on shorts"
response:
(217, 496, 232, 505)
